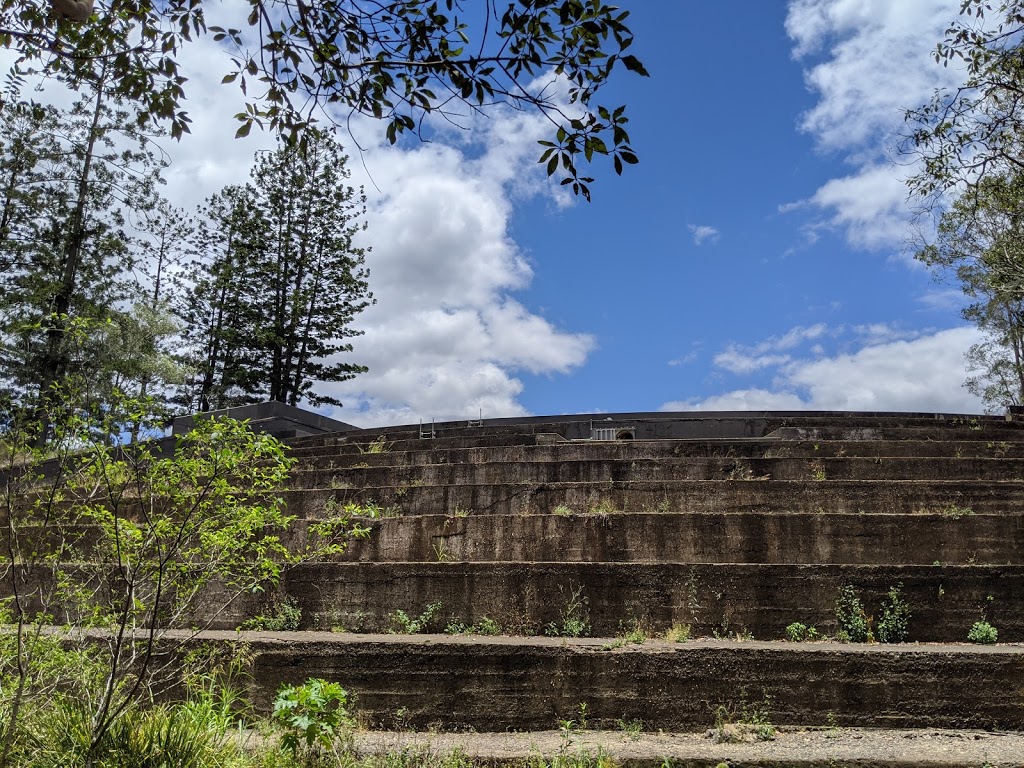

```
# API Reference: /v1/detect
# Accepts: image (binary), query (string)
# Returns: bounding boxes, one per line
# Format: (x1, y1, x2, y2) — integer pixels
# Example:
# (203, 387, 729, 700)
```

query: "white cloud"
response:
(688, 224, 719, 246)
(710, 324, 830, 374)
(784, 0, 965, 250)
(666, 325, 985, 413)
(663, 389, 808, 412)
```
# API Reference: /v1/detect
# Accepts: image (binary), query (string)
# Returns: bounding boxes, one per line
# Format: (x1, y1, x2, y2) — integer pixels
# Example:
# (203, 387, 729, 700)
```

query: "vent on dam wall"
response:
(591, 426, 636, 441)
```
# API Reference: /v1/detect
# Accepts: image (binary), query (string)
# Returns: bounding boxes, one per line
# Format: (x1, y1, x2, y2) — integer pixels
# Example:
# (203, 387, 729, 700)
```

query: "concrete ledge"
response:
(317, 512, 1024, 566)
(289, 456, 1024, 489)
(281, 480, 1024, 518)
(182, 632, 1024, 731)
(195, 562, 1024, 641)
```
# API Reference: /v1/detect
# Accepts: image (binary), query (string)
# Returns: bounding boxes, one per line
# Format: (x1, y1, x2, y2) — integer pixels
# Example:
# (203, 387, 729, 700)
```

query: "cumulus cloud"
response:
(665, 325, 985, 413)
(783, 0, 965, 250)
(688, 224, 719, 246)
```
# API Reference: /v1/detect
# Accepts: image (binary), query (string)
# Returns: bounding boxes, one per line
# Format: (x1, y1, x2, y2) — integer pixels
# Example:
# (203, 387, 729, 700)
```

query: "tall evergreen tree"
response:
(182, 133, 372, 411)
(0, 78, 170, 434)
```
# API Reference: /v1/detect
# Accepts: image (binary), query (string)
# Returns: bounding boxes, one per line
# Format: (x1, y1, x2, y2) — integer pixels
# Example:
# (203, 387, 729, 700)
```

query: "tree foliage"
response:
(917, 172, 1024, 409)
(1, 0, 647, 200)
(182, 133, 371, 412)
(906, 1, 1024, 410)
(904, 0, 1024, 204)
(0, 356, 369, 764)
(0, 82, 182, 435)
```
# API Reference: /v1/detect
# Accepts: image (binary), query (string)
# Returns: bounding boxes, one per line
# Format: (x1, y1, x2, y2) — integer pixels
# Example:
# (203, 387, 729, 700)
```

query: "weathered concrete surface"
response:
(293, 512, 1024, 566)
(183, 632, 1024, 731)
(23, 510, 1022, 566)
(198, 562, 1024, 641)
(280, 479, 1024, 518)
(289, 456, 1024, 489)
(293, 438, 1024, 469)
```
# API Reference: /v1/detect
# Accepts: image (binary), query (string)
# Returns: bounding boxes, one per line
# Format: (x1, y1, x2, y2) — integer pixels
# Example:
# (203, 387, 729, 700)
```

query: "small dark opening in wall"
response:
(615, 429, 635, 441)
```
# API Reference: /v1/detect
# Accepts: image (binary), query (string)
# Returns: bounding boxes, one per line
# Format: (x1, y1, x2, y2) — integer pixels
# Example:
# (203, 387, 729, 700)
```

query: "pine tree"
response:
(182, 133, 372, 411)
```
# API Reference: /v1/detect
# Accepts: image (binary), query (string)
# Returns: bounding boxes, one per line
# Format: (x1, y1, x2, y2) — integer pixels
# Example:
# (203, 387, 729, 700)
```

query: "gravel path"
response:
(353, 727, 1024, 767)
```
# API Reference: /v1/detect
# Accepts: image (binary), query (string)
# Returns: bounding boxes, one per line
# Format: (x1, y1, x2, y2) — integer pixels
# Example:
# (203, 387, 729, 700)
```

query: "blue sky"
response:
(16, 0, 987, 424)
(475, 0, 981, 420)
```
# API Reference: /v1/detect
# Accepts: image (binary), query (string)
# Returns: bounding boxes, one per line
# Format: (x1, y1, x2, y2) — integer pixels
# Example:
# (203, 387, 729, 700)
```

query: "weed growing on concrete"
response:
(327, 609, 368, 633)
(940, 504, 974, 519)
(785, 622, 822, 642)
(389, 601, 443, 634)
(835, 585, 872, 643)
(358, 435, 392, 454)
(603, 619, 648, 649)
(553, 504, 574, 516)
(346, 501, 401, 519)
(809, 460, 826, 481)
(352, 461, 371, 469)
(713, 619, 752, 641)
(876, 583, 911, 643)
(616, 717, 644, 741)
(712, 698, 776, 743)
(988, 441, 1011, 457)
(452, 506, 470, 518)
(968, 621, 998, 644)
(588, 498, 619, 515)
(444, 616, 502, 636)
(619, 618, 648, 644)
(239, 597, 302, 631)
(663, 623, 691, 643)
(545, 585, 591, 638)
(329, 475, 352, 489)
(432, 540, 452, 562)
(825, 711, 841, 738)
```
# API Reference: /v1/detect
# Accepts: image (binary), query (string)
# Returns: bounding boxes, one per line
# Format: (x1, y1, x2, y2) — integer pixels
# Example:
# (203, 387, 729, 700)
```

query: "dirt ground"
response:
(353, 727, 1024, 767)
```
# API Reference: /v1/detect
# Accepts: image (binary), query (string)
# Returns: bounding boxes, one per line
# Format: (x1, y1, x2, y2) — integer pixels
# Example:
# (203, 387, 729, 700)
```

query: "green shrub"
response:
(272, 678, 353, 756)
(784, 622, 821, 642)
(835, 585, 871, 643)
(389, 601, 443, 633)
(239, 599, 302, 631)
(876, 583, 911, 644)
(968, 621, 998, 644)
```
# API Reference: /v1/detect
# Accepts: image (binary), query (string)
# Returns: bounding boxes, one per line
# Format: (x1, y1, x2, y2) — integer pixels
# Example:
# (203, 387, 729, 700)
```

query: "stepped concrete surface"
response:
(14, 409, 1024, 760)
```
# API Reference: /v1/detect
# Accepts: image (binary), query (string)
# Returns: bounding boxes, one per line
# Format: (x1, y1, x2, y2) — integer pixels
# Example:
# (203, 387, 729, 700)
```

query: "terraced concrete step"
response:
(281, 479, 1024, 518)
(352, 728, 1024, 768)
(210, 562, 1024, 642)
(286, 413, 1024, 450)
(13, 509, 1017, 567)
(182, 631, 1024, 731)
(293, 438, 1024, 469)
(287, 511, 1024, 565)
(289, 456, 1024, 489)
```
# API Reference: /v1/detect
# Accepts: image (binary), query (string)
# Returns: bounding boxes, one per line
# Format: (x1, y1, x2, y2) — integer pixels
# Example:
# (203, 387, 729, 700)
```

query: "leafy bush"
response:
(876, 583, 911, 644)
(239, 599, 302, 631)
(968, 621, 998, 644)
(664, 623, 691, 643)
(272, 678, 353, 757)
(835, 585, 871, 643)
(785, 622, 821, 642)
(389, 601, 443, 633)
